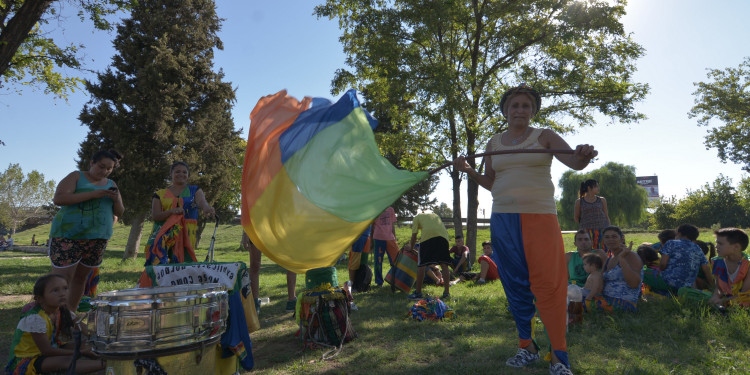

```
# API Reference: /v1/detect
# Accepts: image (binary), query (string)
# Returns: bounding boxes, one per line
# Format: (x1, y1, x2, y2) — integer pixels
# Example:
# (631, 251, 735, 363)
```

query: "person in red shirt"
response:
(451, 241, 499, 285)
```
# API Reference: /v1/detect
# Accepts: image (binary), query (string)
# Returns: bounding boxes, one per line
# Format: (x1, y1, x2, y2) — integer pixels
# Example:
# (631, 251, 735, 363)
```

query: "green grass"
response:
(2, 224, 749, 374)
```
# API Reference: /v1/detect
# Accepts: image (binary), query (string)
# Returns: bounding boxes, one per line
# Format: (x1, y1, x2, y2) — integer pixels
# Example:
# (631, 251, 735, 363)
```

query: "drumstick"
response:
(428, 149, 575, 176)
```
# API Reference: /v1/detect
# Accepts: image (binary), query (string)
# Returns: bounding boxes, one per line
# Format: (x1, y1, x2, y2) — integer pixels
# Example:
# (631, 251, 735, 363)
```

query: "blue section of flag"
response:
(278, 89, 377, 163)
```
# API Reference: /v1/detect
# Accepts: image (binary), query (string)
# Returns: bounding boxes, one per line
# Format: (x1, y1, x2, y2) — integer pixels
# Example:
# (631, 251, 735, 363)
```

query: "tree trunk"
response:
(0, 0, 55, 81)
(450, 169, 463, 237)
(123, 212, 146, 260)
(464, 116, 480, 266)
(466, 178, 479, 266)
(446, 109, 463, 239)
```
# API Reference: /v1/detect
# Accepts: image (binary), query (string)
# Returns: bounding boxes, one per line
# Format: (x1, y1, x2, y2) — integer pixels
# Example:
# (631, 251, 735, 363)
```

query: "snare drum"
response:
(87, 283, 228, 358)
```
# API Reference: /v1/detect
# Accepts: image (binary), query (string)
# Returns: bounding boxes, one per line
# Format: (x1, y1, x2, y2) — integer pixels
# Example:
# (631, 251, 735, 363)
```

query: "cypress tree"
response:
(78, 0, 241, 259)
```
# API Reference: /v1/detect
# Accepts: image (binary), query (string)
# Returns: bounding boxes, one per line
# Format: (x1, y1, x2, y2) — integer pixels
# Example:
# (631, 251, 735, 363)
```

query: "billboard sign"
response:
(636, 176, 659, 199)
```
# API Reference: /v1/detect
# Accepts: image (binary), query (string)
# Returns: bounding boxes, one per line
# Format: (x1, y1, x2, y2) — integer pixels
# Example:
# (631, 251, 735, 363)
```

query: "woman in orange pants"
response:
(455, 85, 598, 375)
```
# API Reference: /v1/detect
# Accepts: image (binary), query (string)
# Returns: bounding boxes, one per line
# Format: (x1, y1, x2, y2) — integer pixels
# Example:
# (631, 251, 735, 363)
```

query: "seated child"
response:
(581, 253, 604, 300)
(652, 229, 676, 251)
(637, 243, 660, 270)
(708, 228, 750, 307)
(694, 240, 717, 290)
(449, 234, 470, 274)
(450, 241, 499, 285)
(6, 274, 105, 374)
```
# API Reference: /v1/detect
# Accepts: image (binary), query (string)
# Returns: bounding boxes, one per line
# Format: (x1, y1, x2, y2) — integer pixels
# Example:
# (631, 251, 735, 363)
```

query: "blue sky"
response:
(1, 0, 749, 216)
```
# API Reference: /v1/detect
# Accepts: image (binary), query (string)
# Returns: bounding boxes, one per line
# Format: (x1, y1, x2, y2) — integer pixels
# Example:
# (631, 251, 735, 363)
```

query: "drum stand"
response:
(205, 215, 219, 262)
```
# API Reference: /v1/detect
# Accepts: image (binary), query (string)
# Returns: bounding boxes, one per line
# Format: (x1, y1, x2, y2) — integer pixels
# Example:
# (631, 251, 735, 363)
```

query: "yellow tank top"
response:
(489, 128, 556, 214)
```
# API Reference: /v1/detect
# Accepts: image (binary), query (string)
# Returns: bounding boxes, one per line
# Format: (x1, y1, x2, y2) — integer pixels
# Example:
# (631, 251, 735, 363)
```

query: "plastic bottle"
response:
(567, 284, 583, 324)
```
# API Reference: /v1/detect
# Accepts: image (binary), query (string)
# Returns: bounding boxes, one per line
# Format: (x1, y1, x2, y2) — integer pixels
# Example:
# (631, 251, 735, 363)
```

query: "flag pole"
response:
(428, 149, 575, 176)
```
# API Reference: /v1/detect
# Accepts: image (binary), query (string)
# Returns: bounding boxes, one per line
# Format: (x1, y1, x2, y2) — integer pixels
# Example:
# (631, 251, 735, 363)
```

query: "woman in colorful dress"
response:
(574, 179, 610, 251)
(140, 162, 215, 275)
(49, 150, 124, 311)
(587, 226, 643, 312)
(454, 84, 598, 375)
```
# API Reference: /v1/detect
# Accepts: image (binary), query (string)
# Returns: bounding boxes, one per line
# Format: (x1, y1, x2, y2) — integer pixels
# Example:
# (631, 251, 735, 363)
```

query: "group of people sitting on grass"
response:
(0, 234, 13, 251)
(566, 225, 750, 312)
(412, 238, 501, 287)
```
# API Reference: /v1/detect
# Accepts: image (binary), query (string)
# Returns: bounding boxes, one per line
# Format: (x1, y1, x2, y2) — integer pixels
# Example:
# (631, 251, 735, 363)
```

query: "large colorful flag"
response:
(241, 90, 427, 273)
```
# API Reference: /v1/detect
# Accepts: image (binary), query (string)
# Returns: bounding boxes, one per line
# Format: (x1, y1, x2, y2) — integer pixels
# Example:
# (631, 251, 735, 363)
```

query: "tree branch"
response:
(0, 0, 56, 79)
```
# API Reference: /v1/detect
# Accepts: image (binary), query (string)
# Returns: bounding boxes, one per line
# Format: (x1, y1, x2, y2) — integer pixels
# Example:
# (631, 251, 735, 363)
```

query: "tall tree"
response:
(689, 57, 750, 171)
(315, 0, 648, 258)
(737, 176, 750, 217)
(673, 175, 748, 229)
(432, 202, 453, 219)
(648, 196, 679, 231)
(372, 103, 438, 218)
(0, 163, 55, 235)
(558, 162, 648, 229)
(0, 0, 130, 98)
(78, 0, 239, 260)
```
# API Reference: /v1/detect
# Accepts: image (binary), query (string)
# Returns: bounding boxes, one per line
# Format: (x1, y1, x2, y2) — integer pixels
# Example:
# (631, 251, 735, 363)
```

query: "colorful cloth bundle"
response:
(296, 283, 357, 348)
(584, 295, 638, 312)
(409, 298, 456, 321)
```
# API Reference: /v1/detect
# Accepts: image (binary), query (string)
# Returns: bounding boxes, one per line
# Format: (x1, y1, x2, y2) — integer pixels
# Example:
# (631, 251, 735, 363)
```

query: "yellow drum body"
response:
(102, 339, 218, 375)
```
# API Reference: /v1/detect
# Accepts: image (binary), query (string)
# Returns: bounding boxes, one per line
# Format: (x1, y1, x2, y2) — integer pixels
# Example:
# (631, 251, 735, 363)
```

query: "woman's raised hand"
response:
(574, 144, 598, 161)
(453, 155, 472, 173)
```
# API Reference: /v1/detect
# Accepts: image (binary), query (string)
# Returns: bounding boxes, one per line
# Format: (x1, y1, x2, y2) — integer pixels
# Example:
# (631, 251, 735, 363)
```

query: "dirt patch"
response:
(0, 294, 32, 304)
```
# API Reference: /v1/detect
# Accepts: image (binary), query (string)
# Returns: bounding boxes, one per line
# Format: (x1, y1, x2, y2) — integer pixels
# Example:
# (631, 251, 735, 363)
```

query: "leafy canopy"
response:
(651, 175, 749, 230)
(315, 0, 649, 157)
(0, 0, 131, 98)
(690, 57, 750, 172)
(316, 0, 649, 252)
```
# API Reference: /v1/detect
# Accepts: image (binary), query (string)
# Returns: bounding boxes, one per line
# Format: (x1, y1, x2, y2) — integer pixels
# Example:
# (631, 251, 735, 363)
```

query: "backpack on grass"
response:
(353, 264, 372, 293)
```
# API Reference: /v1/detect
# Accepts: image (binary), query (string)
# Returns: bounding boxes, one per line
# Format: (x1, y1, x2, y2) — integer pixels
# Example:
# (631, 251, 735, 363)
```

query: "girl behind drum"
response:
(6, 274, 105, 374)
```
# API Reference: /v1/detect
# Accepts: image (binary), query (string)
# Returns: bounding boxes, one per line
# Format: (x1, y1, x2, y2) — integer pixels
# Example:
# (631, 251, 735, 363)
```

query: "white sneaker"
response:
(549, 363, 574, 375)
(505, 348, 540, 367)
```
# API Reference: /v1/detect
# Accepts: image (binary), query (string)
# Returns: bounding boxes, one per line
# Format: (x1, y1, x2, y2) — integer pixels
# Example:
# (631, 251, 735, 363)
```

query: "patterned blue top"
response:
(659, 239, 707, 289)
(602, 257, 643, 303)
